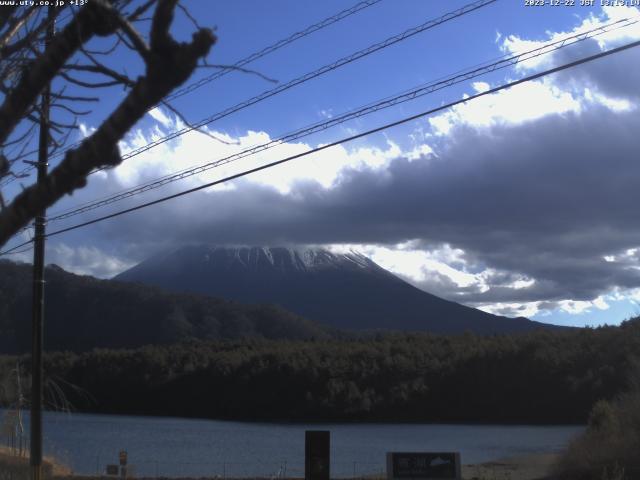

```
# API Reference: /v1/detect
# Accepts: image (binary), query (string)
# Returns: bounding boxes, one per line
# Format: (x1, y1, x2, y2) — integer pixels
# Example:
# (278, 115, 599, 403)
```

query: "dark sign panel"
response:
(105, 465, 119, 476)
(305, 430, 330, 480)
(387, 452, 461, 480)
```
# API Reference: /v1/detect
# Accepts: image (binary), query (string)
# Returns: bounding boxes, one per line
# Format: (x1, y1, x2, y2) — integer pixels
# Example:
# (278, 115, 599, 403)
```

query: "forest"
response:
(0, 260, 331, 353)
(1, 317, 639, 424)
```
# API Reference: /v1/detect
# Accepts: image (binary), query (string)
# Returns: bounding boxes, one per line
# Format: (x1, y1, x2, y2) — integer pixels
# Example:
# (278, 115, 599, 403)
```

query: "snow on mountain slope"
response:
(116, 245, 554, 335)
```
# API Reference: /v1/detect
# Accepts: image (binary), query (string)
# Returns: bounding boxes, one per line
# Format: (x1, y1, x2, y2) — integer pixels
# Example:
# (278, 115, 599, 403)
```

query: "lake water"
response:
(3, 410, 583, 478)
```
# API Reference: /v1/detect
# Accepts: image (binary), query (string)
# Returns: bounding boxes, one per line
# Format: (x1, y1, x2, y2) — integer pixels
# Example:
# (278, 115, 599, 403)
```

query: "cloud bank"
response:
(22, 6, 640, 322)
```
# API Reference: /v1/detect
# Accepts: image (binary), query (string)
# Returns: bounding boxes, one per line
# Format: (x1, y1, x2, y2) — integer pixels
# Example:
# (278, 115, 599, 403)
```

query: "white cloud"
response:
(501, 7, 640, 73)
(558, 295, 610, 315)
(78, 123, 96, 139)
(103, 113, 406, 197)
(477, 301, 542, 318)
(148, 107, 173, 128)
(406, 144, 434, 161)
(509, 277, 536, 290)
(42, 5, 640, 322)
(329, 242, 485, 292)
(593, 295, 610, 310)
(472, 81, 490, 93)
(584, 88, 635, 112)
(428, 79, 582, 136)
(47, 243, 135, 278)
(438, 6, 639, 136)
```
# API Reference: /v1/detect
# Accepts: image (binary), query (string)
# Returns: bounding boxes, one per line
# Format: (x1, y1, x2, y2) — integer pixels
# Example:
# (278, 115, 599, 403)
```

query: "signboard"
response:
(386, 452, 461, 480)
(105, 465, 119, 476)
(119, 450, 128, 466)
(305, 430, 330, 480)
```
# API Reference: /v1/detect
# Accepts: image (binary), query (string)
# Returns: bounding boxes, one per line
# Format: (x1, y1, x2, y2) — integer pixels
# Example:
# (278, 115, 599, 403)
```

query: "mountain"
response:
(116, 245, 553, 334)
(0, 260, 330, 354)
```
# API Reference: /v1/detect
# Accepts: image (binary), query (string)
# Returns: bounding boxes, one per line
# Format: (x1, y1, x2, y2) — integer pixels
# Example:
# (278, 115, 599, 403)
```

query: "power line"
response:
(1, 0, 386, 187)
(36, 37, 640, 241)
(0, 239, 34, 257)
(44, 14, 639, 224)
(93, 0, 498, 166)
(0, 0, 497, 250)
(164, 0, 386, 103)
(0, 165, 34, 188)
(6, 0, 496, 190)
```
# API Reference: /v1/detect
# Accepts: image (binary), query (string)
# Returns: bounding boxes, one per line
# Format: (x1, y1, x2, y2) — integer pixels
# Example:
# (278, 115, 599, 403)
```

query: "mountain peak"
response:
(116, 244, 552, 334)
(154, 245, 385, 275)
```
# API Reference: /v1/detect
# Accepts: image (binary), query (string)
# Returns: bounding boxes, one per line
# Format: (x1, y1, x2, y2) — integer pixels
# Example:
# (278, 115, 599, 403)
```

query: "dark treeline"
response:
(2, 318, 639, 424)
(0, 260, 331, 354)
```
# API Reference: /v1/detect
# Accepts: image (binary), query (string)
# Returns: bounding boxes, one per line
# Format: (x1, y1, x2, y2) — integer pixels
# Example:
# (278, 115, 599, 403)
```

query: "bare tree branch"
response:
(128, 0, 158, 21)
(0, 0, 216, 245)
(82, 36, 122, 56)
(51, 103, 92, 117)
(62, 64, 135, 88)
(0, 0, 124, 145)
(50, 93, 100, 103)
(200, 62, 278, 84)
(0, 6, 19, 33)
(160, 100, 238, 145)
(0, 7, 36, 51)
(116, 14, 151, 58)
(59, 71, 123, 89)
(0, 8, 56, 62)
(177, 3, 201, 30)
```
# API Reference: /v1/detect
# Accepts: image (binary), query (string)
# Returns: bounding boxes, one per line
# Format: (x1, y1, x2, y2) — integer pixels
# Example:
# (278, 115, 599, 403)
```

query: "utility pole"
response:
(30, 7, 54, 480)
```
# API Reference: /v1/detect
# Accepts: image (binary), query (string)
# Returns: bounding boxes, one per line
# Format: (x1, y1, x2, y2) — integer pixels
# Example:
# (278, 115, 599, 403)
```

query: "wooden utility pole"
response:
(30, 7, 54, 480)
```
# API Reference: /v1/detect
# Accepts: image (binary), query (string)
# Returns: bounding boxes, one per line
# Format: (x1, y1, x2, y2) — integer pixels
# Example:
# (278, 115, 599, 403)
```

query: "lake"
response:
(3, 410, 583, 477)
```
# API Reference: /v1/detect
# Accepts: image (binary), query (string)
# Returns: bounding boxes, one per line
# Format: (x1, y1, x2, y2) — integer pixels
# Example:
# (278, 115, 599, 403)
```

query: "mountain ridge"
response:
(116, 245, 554, 335)
(0, 259, 331, 354)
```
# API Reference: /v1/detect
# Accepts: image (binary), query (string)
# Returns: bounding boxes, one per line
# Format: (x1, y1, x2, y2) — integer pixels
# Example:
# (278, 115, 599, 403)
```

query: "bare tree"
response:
(0, 0, 215, 247)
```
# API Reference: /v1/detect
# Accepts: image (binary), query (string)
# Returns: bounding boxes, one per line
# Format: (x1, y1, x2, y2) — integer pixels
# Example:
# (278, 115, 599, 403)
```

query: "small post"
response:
(305, 431, 330, 480)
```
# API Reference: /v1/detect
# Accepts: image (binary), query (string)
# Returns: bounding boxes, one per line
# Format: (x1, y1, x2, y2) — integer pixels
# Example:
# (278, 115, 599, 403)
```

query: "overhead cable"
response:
(34, 37, 640, 241)
(45, 14, 639, 224)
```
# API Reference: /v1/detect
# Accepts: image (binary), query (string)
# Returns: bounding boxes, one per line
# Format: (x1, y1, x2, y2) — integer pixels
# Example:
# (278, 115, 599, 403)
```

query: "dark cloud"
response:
(45, 36, 640, 311)
(536, 31, 640, 102)
(60, 102, 640, 307)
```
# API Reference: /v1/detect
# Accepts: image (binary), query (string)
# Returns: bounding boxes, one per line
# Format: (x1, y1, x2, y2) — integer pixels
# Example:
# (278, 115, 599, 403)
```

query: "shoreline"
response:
(0, 449, 560, 480)
(3, 443, 563, 480)
(463, 453, 560, 480)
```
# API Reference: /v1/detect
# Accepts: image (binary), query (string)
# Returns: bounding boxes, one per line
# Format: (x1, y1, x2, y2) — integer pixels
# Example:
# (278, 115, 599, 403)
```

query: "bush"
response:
(555, 393, 640, 479)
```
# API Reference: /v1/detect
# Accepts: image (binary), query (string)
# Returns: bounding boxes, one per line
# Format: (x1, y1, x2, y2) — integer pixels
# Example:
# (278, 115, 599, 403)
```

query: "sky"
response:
(3, 0, 640, 327)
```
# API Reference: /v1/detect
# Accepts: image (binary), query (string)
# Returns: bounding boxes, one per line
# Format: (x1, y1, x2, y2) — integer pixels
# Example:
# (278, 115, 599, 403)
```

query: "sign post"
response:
(119, 450, 128, 479)
(305, 431, 330, 480)
(106, 465, 119, 476)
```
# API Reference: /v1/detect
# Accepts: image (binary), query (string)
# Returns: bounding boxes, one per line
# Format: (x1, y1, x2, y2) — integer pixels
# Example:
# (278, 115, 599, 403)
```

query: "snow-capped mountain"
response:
(115, 245, 552, 334)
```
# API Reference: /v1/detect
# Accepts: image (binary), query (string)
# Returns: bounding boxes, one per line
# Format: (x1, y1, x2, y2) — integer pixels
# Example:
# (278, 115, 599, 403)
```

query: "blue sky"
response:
(4, 0, 640, 327)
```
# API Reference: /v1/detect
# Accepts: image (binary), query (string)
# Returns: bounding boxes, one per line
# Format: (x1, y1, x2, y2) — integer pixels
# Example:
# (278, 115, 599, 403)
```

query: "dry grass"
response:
(0, 444, 72, 478)
(463, 453, 560, 480)
(553, 393, 640, 480)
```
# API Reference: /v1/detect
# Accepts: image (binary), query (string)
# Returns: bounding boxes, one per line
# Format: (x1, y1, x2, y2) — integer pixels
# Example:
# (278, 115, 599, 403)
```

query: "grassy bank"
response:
(554, 391, 640, 479)
(0, 445, 71, 479)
